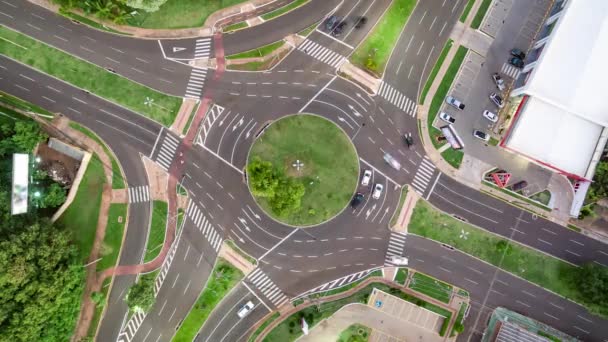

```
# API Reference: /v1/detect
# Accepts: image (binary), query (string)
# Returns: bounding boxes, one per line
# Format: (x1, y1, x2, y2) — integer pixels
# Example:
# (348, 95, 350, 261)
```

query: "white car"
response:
(445, 96, 465, 110)
(389, 255, 409, 266)
(383, 153, 401, 170)
(439, 112, 455, 124)
(372, 183, 384, 199)
(492, 73, 505, 91)
(483, 110, 498, 123)
(237, 301, 254, 318)
(361, 170, 372, 186)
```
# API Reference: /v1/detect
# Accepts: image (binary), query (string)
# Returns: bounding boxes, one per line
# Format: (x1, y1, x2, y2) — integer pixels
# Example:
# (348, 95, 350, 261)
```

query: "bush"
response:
(126, 276, 155, 313)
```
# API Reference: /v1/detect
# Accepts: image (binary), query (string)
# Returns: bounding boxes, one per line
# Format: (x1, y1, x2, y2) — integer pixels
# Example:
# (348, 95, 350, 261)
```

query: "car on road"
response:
(445, 96, 465, 110)
(492, 73, 505, 91)
(483, 110, 498, 123)
(403, 133, 414, 149)
(372, 183, 383, 199)
(439, 112, 456, 124)
(473, 130, 490, 142)
(383, 153, 401, 170)
(361, 170, 372, 186)
(510, 48, 526, 60)
(237, 301, 254, 318)
(489, 93, 504, 108)
(351, 192, 364, 208)
(355, 16, 367, 29)
(332, 21, 347, 36)
(509, 57, 524, 68)
(388, 255, 408, 266)
(325, 15, 340, 31)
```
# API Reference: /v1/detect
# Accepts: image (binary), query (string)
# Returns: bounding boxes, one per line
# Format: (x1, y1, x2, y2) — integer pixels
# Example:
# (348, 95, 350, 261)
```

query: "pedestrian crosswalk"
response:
(187, 201, 222, 252)
(411, 157, 436, 196)
(385, 232, 407, 266)
(300, 269, 378, 296)
(153, 131, 180, 171)
(195, 38, 211, 59)
(196, 103, 225, 145)
(155, 241, 178, 294)
(117, 311, 146, 342)
(378, 82, 417, 117)
(128, 185, 150, 203)
(184, 67, 208, 99)
(247, 268, 289, 307)
(298, 39, 346, 68)
(501, 62, 521, 79)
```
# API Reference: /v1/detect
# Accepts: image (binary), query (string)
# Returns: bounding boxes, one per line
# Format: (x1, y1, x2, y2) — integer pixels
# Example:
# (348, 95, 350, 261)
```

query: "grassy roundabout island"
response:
(247, 114, 359, 226)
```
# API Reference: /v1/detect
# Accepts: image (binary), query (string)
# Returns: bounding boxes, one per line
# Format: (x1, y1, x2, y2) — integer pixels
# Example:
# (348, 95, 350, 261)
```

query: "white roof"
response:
(522, 0, 608, 127)
(505, 97, 603, 176)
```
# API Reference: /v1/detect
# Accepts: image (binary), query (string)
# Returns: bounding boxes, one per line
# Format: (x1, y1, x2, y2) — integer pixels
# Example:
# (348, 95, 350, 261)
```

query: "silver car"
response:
(383, 153, 401, 170)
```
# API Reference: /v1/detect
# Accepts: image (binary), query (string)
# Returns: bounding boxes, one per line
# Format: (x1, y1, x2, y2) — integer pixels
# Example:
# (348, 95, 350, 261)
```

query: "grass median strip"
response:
(390, 186, 409, 227)
(441, 148, 464, 169)
(0, 26, 181, 126)
(223, 21, 249, 33)
(420, 39, 453, 105)
(395, 268, 408, 285)
(173, 258, 244, 342)
(97, 203, 127, 271)
(261, 0, 309, 21)
(459, 0, 475, 23)
(350, 0, 416, 76)
(408, 272, 452, 304)
(471, 0, 493, 29)
(226, 40, 285, 60)
(144, 201, 168, 263)
(248, 312, 280, 342)
(0, 91, 55, 118)
(408, 200, 604, 316)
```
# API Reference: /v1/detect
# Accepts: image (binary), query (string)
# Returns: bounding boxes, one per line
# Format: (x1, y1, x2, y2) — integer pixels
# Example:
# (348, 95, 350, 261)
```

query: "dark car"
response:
(510, 48, 526, 60)
(351, 192, 364, 208)
(325, 15, 340, 31)
(332, 21, 347, 36)
(355, 16, 367, 29)
(509, 57, 524, 68)
(404, 134, 414, 149)
(490, 92, 504, 108)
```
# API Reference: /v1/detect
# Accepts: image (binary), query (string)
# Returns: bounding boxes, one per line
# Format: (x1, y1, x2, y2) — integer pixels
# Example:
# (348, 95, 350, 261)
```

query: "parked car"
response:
(361, 170, 372, 186)
(388, 255, 409, 266)
(483, 110, 498, 123)
(355, 16, 367, 29)
(509, 57, 524, 68)
(237, 301, 254, 318)
(372, 183, 384, 199)
(439, 112, 456, 124)
(445, 96, 465, 110)
(510, 48, 526, 60)
(473, 130, 490, 142)
(325, 15, 340, 31)
(489, 93, 504, 108)
(403, 133, 414, 149)
(332, 21, 347, 36)
(492, 73, 505, 91)
(351, 192, 365, 208)
(509, 180, 528, 192)
(383, 153, 401, 170)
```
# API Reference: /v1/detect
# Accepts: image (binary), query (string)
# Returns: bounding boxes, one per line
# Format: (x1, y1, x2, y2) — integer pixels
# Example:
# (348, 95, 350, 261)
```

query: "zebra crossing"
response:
(500, 63, 521, 79)
(195, 38, 211, 59)
(411, 157, 436, 196)
(196, 103, 225, 145)
(154, 241, 179, 294)
(128, 185, 150, 203)
(378, 82, 417, 117)
(153, 131, 180, 171)
(117, 311, 146, 342)
(184, 67, 208, 99)
(385, 232, 407, 266)
(300, 269, 378, 297)
(298, 39, 346, 68)
(186, 201, 222, 252)
(247, 268, 289, 307)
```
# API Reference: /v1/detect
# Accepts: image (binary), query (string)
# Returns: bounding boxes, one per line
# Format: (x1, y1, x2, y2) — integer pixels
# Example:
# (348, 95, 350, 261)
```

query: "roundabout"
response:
(247, 114, 359, 227)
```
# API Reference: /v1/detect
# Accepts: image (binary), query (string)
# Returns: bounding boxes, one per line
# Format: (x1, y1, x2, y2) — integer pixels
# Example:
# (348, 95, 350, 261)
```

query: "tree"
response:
(91, 292, 106, 308)
(126, 0, 168, 12)
(587, 161, 608, 203)
(269, 177, 305, 217)
(575, 262, 608, 308)
(247, 158, 279, 198)
(126, 276, 155, 313)
(38, 183, 67, 209)
(11, 121, 47, 154)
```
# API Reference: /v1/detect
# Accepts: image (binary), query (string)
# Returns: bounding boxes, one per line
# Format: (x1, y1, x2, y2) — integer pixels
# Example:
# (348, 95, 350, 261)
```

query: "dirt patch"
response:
(37, 143, 81, 188)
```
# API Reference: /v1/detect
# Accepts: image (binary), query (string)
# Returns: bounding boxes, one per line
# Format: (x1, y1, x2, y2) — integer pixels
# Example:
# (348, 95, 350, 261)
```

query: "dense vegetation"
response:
(53, 0, 169, 22)
(0, 116, 85, 341)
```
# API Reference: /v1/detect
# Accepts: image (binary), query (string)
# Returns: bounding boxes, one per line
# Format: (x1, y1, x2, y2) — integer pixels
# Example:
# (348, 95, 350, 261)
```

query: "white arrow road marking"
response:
(338, 117, 354, 129)
(172, 47, 186, 52)
(238, 217, 251, 231)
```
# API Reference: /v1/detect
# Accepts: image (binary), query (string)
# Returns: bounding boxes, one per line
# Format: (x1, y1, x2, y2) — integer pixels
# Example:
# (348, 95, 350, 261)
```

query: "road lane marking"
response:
(516, 300, 530, 308)
(566, 249, 581, 257)
(569, 239, 584, 246)
(464, 278, 478, 285)
(549, 302, 564, 310)
(432, 192, 498, 223)
(544, 312, 559, 320)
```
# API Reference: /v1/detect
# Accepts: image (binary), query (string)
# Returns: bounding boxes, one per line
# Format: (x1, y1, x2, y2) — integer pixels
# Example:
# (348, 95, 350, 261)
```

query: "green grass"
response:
(96, 203, 127, 271)
(457, 289, 469, 297)
(337, 324, 370, 342)
(538, 331, 561, 342)
(298, 22, 318, 37)
(173, 258, 244, 342)
(459, 0, 475, 22)
(408, 200, 606, 316)
(529, 190, 551, 206)
(249, 114, 359, 226)
(428, 45, 468, 133)
(567, 224, 582, 232)
(409, 272, 453, 304)
(69, 122, 125, 189)
(0, 26, 181, 126)
(0, 91, 55, 118)
(87, 278, 111, 339)
(144, 201, 168, 263)
(60, 10, 128, 35)
(223, 21, 249, 32)
(441, 148, 464, 169)
(127, 0, 247, 29)
(226, 40, 285, 60)
(226, 240, 257, 265)
(395, 268, 408, 285)
(489, 137, 499, 146)
(483, 181, 551, 212)
(227, 61, 268, 71)
(471, 0, 493, 29)
(420, 39, 453, 105)
(450, 302, 467, 337)
(429, 127, 446, 149)
(350, 0, 417, 76)
(248, 312, 281, 342)
(182, 102, 199, 136)
(177, 183, 188, 196)
(57, 154, 105, 263)
(260, 0, 309, 21)
(390, 186, 409, 227)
